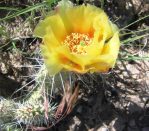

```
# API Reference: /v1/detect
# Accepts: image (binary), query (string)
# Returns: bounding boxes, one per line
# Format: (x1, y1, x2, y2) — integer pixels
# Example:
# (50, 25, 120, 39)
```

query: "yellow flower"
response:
(34, 4, 120, 75)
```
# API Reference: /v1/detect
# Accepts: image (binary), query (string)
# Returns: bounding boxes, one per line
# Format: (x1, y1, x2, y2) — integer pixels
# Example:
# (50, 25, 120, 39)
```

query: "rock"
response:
(69, 116, 81, 131)
(97, 127, 109, 131)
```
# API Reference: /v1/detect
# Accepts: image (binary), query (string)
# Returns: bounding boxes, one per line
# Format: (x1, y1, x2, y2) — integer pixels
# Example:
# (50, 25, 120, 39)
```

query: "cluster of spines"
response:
(0, 97, 57, 129)
(15, 100, 56, 126)
(0, 98, 16, 124)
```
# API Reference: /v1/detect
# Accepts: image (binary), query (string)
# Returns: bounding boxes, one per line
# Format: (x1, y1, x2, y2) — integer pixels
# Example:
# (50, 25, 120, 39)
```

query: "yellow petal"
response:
(43, 33, 60, 52)
(101, 32, 120, 66)
(85, 30, 106, 57)
(85, 32, 120, 72)
(83, 30, 106, 66)
(86, 61, 111, 73)
(55, 46, 85, 71)
(59, 4, 104, 35)
(93, 11, 118, 40)
(34, 14, 67, 41)
(81, 55, 112, 73)
(42, 43, 86, 73)
(41, 45, 63, 75)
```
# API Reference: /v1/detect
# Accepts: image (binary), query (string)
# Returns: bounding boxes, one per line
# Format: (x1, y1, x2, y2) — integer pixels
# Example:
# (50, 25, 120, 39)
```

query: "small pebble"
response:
(97, 127, 109, 131)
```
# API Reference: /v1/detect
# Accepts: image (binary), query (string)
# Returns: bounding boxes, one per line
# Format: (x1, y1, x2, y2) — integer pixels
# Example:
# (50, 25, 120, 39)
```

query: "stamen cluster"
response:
(64, 33, 92, 54)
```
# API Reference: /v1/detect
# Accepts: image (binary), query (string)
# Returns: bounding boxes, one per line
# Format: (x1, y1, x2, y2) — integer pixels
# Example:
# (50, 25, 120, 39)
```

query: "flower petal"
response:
(93, 11, 118, 40)
(85, 32, 120, 72)
(85, 30, 106, 57)
(86, 61, 111, 73)
(55, 46, 85, 72)
(34, 14, 67, 41)
(101, 32, 120, 66)
(59, 4, 104, 35)
(43, 33, 60, 51)
(41, 45, 63, 75)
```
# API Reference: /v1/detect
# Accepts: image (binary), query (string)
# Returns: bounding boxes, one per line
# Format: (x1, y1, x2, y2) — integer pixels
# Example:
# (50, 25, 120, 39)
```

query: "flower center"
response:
(63, 33, 92, 54)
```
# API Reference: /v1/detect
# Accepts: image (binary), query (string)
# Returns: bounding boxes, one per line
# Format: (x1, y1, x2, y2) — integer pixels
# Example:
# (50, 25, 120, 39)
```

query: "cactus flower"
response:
(34, 4, 120, 75)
